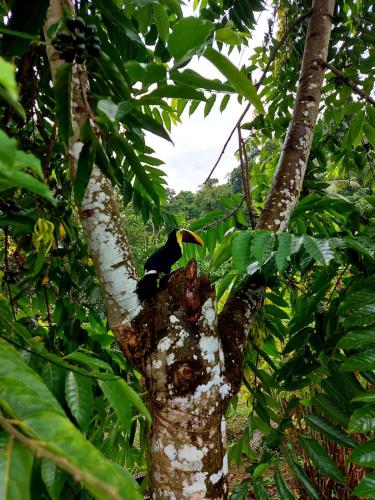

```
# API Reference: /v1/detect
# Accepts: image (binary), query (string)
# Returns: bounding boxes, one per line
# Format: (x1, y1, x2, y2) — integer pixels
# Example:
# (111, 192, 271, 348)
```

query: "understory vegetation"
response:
(1, 0, 375, 498)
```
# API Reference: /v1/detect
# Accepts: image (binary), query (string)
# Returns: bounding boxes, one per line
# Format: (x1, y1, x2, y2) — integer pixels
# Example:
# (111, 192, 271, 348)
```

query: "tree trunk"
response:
(44, 0, 335, 498)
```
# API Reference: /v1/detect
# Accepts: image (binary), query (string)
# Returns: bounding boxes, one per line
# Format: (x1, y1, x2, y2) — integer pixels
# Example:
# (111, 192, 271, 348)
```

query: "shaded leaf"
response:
(298, 436, 345, 483)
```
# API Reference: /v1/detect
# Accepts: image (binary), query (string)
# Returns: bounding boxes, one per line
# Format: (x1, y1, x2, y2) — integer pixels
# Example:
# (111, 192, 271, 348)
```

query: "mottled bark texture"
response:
(119, 261, 233, 499)
(257, 0, 335, 232)
(44, 0, 335, 497)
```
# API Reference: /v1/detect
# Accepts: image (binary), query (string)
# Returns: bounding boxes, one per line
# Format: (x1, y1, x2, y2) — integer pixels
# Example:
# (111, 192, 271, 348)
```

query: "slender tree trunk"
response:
(44, 0, 335, 498)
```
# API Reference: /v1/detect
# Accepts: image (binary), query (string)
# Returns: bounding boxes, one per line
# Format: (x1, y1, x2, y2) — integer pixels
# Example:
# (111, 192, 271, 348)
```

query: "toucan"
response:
(136, 229, 204, 301)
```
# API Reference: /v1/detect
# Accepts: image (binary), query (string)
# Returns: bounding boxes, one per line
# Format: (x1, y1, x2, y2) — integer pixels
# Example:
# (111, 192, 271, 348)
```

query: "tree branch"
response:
(318, 59, 375, 107)
(257, 0, 336, 231)
(220, 0, 336, 387)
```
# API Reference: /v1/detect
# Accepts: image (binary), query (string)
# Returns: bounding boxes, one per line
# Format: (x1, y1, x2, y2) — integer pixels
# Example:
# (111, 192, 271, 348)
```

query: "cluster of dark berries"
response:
(52, 17, 101, 64)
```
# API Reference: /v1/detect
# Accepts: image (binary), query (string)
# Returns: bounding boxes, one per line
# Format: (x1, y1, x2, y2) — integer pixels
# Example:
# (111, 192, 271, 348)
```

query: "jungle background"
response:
(0, 0, 375, 498)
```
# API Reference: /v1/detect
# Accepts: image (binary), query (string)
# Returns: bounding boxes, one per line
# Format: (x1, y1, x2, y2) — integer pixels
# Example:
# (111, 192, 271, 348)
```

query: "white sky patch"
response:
(146, 9, 271, 193)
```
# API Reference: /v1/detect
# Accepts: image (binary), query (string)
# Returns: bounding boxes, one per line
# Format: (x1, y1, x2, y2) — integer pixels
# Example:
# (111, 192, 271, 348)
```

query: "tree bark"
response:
(44, 0, 335, 498)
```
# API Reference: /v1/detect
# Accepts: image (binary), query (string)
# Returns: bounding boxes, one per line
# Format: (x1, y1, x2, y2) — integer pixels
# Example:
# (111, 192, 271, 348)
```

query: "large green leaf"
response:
(303, 236, 334, 265)
(349, 404, 375, 434)
(232, 232, 253, 272)
(65, 371, 93, 433)
(352, 390, 375, 403)
(251, 230, 274, 267)
(0, 338, 141, 499)
(312, 394, 349, 427)
(351, 439, 375, 468)
(352, 472, 375, 498)
(298, 436, 345, 483)
(304, 414, 356, 448)
(342, 349, 375, 371)
(168, 17, 213, 62)
(54, 64, 73, 146)
(203, 47, 264, 114)
(153, 4, 169, 41)
(344, 305, 375, 328)
(338, 327, 375, 349)
(170, 68, 233, 92)
(41, 460, 66, 500)
(149, 84, 206, 100)
(274, 469, 295, 500)
(114, 135, 159, 205)
(275, 232, 292, 272)
(253, 477, 269, 500)
(99, 379, 151, 427)
(284, 450, 319, 500)
(0, 435, 34, 500)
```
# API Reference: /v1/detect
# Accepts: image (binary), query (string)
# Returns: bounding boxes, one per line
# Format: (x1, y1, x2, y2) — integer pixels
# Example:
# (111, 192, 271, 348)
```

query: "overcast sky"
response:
(146, 8, 271, 193)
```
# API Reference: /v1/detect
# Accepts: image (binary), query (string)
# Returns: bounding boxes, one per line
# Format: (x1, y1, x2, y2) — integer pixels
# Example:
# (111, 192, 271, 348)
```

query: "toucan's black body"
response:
(136, 229, 203, 301)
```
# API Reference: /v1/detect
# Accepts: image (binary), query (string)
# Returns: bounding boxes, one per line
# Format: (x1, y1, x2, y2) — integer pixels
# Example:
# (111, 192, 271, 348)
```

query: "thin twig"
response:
(237, 126, 256, 228)
(318, 59, 375, 107)
(0, 413, 121, 500)
(203, 196, 245, 230)
(204, 8, 313, 184)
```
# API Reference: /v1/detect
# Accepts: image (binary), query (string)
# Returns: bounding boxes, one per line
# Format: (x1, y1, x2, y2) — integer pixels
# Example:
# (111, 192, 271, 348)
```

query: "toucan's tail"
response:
(136, 271, 159, 301)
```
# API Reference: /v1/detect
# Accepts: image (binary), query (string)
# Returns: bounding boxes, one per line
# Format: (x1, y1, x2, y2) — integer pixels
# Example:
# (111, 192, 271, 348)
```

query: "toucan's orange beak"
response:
(180, 229, 204, 246)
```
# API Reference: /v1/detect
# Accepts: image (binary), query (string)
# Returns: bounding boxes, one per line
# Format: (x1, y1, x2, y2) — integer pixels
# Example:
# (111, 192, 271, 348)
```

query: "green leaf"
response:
(41, 460, 66, 500)
(215, 28, 241, 45)
(284, 450, 319, 500)
(232, 232, 253, 272)
(344, 305, 375, 328)
(54, 64, 73, 146)
(74, 141, 96, 204)
(342, 349, 375, 371)
(349, 404, 375, 434)
(171, 68, 233, 92)
(65, 371, 93, 433)
(97, 99, 118, 123)
(352, 472, 375, 498)
(0, 338, 141, 499)
(274, 470, 295, 500)
(115, 136, 159, 205)
(298, 436, 345, 483)
(339, 290, 375, 313)
(99, 379, 151, 426)
(203, 47, 264, 114)
(303, 236, 333, 265)
(210, 231, 236, 270)
(0, 57, 24, 117)
(253, 477, 269, 500)
(149, 84, 206, 100)
(0, 435, 34, 500)
(364, 121, 375, 147)
(305, 414, 356, 448)
(153, 4, 169, 41)
(220, 94, 230, 112)
(276, 232, 292, 272)
(338, 327, 375, 349)
(312, 394, 349, 427)
(251, 230, 274, 267)
(168, 17, 213, 62)
(131, 110, 172, 142)
(351, 439, 375, 468)
(352, 390, 375, 403)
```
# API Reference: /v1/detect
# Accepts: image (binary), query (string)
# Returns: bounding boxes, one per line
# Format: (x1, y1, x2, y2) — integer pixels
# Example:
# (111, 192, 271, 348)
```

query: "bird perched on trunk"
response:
(136, 229, 204, 301)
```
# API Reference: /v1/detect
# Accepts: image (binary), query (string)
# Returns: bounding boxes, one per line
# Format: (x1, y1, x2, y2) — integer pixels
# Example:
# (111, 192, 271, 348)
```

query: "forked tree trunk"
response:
(44, 0, 335, 497)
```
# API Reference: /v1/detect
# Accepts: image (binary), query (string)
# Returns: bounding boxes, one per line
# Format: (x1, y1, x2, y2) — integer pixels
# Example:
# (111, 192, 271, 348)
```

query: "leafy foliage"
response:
(0, 0, 375, 498)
